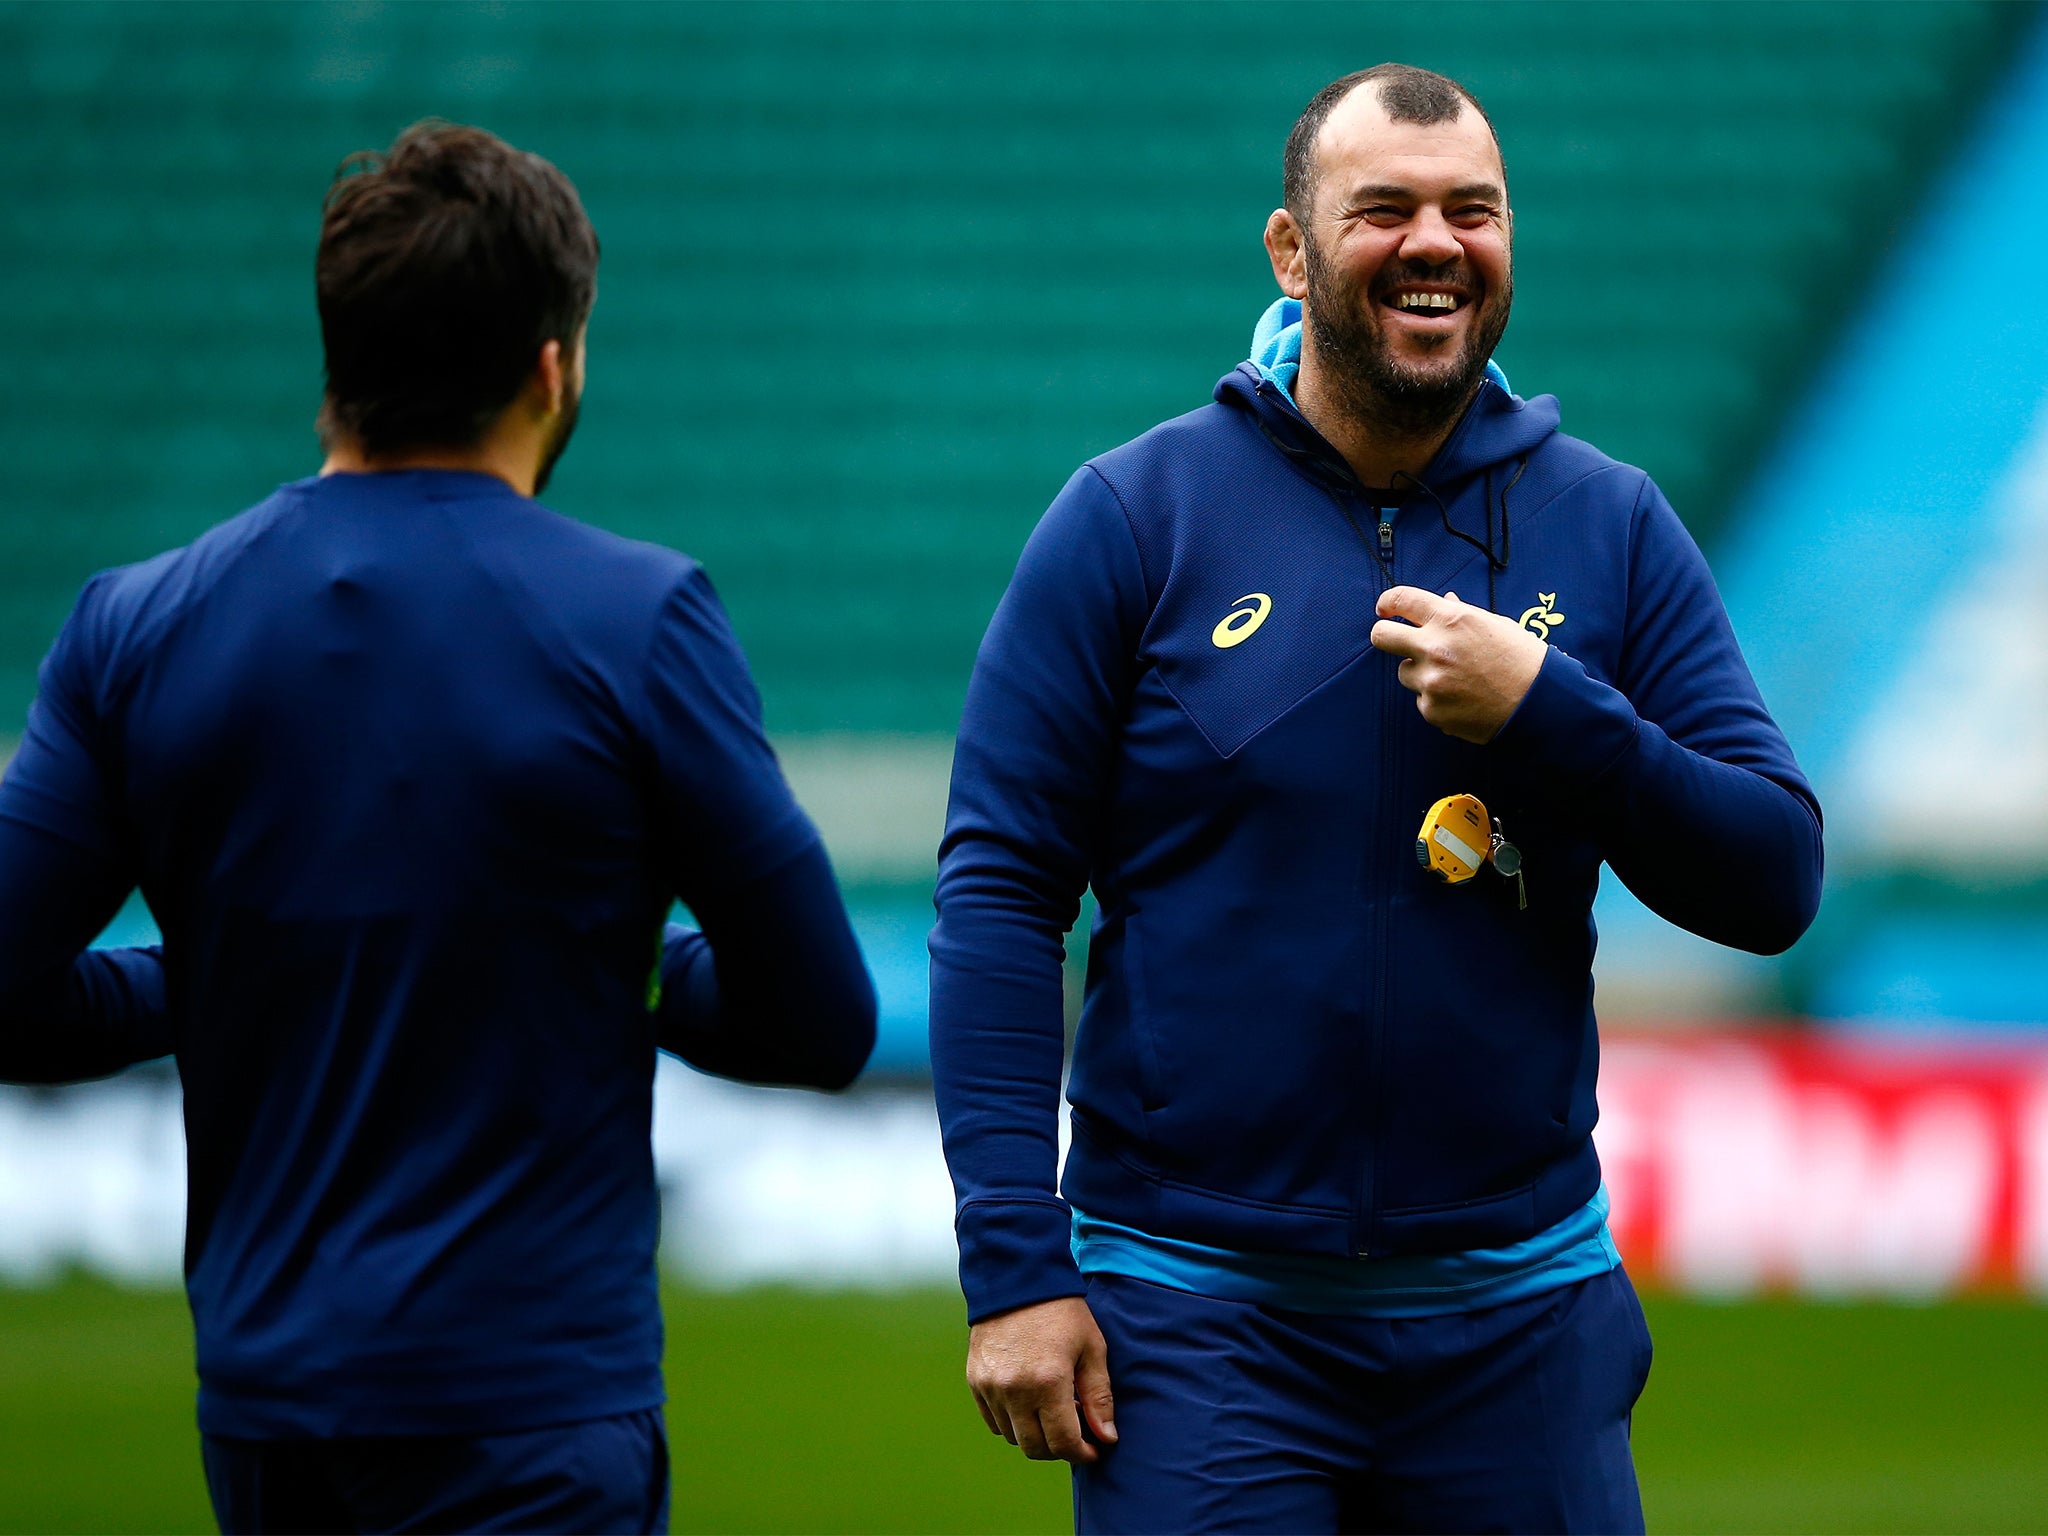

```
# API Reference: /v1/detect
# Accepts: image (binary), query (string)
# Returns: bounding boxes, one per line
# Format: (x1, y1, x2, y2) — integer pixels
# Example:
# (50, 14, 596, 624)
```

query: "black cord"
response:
(1387, 458, 1529, 614)
(1498, 457, 1527, 590)
(1253, 410, 1351, 492)
(1254, 388, 1529, 610)
(1484, 467, 1496, 614)
(1254, 411, 1395, 580)
(1391, 469, 1491, 609)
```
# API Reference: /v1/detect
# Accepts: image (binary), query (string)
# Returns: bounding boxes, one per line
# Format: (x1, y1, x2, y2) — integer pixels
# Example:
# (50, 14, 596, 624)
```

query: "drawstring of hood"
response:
(1391, 459, 1527, 616)
(1245, 297, 1526, 612)
(1246, 405, 1398, 583)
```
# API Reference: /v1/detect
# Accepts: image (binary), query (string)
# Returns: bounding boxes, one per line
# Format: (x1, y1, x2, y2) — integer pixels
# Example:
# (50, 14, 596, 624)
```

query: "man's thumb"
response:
(1076, 1342, 1117, 1443)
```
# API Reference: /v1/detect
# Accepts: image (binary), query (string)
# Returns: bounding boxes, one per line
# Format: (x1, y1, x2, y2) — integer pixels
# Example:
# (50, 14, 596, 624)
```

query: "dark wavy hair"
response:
(316, 120, 599, 456)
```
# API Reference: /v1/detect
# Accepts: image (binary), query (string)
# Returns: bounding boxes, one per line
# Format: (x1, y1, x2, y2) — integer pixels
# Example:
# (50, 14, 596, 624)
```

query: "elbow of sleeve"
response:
(1750, 872, 1823, 958)
(0, 1013, 36, 1084)
(821, 993, 879, 1091)
(799, 972, 879, 1092)
(0, 984, 65, 1084)
(1737, 904, 1812, 959)
(1736, 814, 1826, 957)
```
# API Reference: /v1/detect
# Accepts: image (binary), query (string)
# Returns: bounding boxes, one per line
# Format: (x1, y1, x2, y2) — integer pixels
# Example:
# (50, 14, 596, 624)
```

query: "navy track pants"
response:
(1073, 1267, 1651, 1535)
(202, 1406, 669, 1535)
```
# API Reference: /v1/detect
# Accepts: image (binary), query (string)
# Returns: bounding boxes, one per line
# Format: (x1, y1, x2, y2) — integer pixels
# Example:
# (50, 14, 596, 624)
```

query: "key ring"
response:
(1415, 794, 1528, 910)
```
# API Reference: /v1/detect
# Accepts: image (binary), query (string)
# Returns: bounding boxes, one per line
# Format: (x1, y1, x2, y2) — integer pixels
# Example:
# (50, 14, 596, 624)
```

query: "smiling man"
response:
(930, 65, 1824, 1533)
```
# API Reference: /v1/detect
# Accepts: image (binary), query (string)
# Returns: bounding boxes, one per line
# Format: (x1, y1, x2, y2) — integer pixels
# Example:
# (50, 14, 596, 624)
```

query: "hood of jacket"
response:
(1216, 296, 1561, 495)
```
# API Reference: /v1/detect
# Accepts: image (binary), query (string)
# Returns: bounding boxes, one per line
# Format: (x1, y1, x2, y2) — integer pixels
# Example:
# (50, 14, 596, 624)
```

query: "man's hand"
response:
(1370, 586, 1547, 743)
(966, 1295, 1117, 1464)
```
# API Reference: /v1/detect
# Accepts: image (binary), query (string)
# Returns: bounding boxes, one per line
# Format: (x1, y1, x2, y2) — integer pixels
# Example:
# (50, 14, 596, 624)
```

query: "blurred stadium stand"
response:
(1714, 11, 2048, 1032)
(10, 1033, 2048, 1300)
(4, 2, 2025, 723)
(1, 0, 2037, 1066)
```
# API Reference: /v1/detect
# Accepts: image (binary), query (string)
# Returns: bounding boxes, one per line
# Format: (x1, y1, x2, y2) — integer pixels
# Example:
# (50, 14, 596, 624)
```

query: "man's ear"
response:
(1264, 209, 1308, 300)
(532, 338, 565, 417)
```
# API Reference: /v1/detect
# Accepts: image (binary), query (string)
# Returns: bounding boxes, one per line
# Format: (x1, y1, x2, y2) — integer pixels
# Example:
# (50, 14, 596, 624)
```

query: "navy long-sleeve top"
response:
(0, 469, 875, 1436)
(930, 365, 1823, 1323)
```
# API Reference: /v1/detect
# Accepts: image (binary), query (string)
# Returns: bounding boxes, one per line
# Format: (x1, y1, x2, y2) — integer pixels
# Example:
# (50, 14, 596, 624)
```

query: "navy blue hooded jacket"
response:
(930, 362, 1823, 1324)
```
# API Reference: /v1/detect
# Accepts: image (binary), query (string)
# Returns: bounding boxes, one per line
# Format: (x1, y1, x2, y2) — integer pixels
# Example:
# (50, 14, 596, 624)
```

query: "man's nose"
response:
(1398, 208, 1464, 266)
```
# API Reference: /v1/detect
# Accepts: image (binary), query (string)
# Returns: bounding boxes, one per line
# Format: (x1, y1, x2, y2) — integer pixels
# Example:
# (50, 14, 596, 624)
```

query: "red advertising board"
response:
(1597, 1033, 2048, 1297)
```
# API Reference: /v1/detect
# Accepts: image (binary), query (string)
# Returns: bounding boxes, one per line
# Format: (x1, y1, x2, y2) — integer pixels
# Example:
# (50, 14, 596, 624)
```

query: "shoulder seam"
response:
(1624, 469, 1654, 636)
(94, 496, 296, 710)
(639, 567, 708, 706)
(1082, 462, 1159, 604)
(1515, 458, 1639, 525)
(1607, 470, 1659, 719)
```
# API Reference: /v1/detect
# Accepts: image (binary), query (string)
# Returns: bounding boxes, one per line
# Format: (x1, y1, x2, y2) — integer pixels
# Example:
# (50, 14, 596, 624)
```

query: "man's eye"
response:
(1362, 206, 1405, 222)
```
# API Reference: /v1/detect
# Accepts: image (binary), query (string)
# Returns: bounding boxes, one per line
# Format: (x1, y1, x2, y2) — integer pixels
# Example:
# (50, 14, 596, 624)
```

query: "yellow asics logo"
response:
(1518, 592, 1566, 642)
(1212, 593, 1273, 648)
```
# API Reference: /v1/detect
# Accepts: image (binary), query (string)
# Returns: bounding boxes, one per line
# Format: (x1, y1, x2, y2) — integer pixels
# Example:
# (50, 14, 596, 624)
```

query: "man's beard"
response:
(1303, 236, 1512, 444)
(533, 381, 581, 497)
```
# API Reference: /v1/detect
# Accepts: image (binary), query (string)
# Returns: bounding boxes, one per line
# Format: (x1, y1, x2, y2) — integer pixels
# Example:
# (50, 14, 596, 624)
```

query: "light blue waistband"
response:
(1072, 1186, 1619, 1319)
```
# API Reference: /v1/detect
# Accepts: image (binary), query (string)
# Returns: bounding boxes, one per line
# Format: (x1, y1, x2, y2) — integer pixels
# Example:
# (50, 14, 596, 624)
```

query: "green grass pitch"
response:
(0, 1279, 2042, 1533)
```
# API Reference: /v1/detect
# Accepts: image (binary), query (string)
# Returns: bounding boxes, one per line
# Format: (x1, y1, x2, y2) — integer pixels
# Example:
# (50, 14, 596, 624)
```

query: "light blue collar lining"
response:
(1252, 296, 1308, 400)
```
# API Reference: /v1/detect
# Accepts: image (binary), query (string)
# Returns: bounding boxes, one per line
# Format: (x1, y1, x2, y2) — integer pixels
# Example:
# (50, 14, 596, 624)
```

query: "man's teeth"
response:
(1393, 292, 1463, 313)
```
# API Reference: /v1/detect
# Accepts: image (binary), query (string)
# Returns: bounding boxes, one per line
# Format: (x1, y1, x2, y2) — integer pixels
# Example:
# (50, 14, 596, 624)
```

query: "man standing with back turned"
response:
(932, 66, 1821, 1533)
(0, 121, 875, 1533)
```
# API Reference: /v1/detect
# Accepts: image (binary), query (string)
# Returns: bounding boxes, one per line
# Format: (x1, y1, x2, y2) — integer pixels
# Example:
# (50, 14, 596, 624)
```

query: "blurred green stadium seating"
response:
(1, 0, 2028, 736)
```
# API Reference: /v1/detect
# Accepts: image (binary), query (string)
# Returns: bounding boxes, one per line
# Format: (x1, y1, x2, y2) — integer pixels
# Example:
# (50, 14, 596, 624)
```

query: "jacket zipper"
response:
(1359, 498, 1396, 1257)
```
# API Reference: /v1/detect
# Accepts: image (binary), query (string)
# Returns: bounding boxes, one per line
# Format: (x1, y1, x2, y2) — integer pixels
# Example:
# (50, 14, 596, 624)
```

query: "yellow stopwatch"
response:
(1416, 792, 1528, 908)
(1415, 793, 1493, 884)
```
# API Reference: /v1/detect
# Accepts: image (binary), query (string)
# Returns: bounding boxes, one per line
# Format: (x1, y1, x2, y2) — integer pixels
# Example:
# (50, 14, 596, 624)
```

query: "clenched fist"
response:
(966, 1295, 1118, 1464)
(1369, 586, 1547, 744)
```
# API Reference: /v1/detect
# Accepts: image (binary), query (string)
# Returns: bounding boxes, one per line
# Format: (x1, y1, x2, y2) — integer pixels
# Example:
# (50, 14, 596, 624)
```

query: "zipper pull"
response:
(1378, 511, 1394, 569)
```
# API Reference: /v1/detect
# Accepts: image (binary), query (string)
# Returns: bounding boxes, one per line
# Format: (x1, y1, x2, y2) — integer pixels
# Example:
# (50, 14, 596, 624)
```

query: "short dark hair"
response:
(316, 120, 599, 456)
(1282, 64, 1503, 220)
